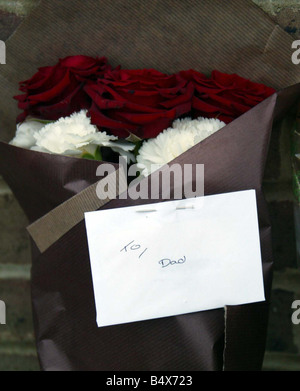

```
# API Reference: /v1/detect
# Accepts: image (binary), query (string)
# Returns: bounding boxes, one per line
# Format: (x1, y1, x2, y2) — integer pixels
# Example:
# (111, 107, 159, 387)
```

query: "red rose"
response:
(180, 69, 276, 123)
(14, 55, 111, 123)
(85, 68, 194, 139)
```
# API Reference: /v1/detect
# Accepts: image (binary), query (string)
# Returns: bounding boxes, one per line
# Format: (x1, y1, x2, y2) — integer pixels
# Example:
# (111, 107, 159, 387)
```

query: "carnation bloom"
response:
(9, 119, 45, 149)
(32, 110, 115, 155)
(31, 110, 135, 161)
(136, 117, 226, 176)
(10, 110, 135, 161)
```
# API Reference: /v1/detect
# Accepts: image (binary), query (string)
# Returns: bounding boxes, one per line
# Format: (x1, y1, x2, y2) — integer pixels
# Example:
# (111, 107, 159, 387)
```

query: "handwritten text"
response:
(159, 256, 186, 268)
(120, 240, 148, 259)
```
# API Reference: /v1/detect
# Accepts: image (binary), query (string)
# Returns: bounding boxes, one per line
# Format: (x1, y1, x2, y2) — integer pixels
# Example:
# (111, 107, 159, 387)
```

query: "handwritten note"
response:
(85, 190, 265, 327)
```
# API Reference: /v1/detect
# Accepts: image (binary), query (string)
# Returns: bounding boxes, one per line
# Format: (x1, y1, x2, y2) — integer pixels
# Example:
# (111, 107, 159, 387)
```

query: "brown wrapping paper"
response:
(27, 167, 128, 253)
(0, 0, 299, 371)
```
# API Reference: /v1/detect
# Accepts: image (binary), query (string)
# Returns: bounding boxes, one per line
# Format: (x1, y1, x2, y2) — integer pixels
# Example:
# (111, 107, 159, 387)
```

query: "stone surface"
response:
(0, 279, 35, 343)
(0, 275, 39, 370)
(0, 178, 31, 265)
(272, 268, 300, 354)
(266, 289, 298, 353)
(253, 0, 300, 38)
(263, 351, 300, 371)
(264, 113, 296, 184)
(267, 201, 298, 270)
(0, 0, 40, 17)
(0, 352, 39, 371)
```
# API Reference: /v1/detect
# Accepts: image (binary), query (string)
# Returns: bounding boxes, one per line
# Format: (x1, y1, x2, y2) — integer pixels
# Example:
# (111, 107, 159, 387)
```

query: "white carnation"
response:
(10, 110, 136, 161)
(32, 110, 118, 156)
(136, 117, 226, 176)
(9, 119, 45, 149)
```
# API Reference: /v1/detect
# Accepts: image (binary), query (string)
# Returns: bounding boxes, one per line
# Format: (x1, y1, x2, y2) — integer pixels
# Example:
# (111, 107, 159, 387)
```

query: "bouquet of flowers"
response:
(0, 0, 300, 372)
(9, 55, 276, 177)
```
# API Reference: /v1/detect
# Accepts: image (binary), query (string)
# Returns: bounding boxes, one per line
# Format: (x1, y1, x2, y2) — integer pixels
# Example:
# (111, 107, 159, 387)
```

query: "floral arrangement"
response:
(10, 55, 276, 176)
(5, 51, 298, 373)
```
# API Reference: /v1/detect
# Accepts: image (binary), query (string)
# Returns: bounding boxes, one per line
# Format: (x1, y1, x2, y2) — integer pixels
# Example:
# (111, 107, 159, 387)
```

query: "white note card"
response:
(85, 190, 265, 327)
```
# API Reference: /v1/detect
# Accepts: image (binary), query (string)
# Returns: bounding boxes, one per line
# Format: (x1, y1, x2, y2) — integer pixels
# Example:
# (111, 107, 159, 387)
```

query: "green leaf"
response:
(27, 117, 54, 125)
(94, 146, 103, 161)
(81, 153, 96, 160)
(126, 133, 142, 143)
(133, 140, 143, 157)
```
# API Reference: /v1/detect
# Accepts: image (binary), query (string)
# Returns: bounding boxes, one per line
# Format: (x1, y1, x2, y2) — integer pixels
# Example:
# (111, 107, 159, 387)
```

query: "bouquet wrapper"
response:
(0, 0, 300, 371)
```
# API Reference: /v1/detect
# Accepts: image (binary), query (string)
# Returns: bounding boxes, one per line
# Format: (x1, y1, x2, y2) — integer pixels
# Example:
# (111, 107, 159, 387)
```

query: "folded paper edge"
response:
(27, 167, 128, 253)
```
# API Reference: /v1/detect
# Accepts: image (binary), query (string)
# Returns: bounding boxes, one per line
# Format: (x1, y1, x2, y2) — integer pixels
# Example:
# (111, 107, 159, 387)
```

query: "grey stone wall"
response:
(0, 0, 299, 371)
